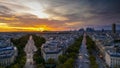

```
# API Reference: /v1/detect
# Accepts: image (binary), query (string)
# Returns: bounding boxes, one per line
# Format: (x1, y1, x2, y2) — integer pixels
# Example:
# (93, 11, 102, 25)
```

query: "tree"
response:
(45, 58, 56, 68)
(67, 52, 76, 59)
(8, 35, 29, 68)
(86, 36, 98, 68)
(0, 66, 5, 68)
(32, 35, 46, 67)
(36, 63, 44, 68)
(47, 58, 55, 64)
(58, 55, 67, 63)
(56, 64, 63, 68)
(11, 64, 20, 68)
(56, 35, 83, 68)
(62, 58, 74, 68)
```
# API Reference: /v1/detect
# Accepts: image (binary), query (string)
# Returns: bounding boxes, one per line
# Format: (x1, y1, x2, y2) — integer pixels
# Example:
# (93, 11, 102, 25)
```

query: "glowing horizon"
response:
(0, 23, 67, 32)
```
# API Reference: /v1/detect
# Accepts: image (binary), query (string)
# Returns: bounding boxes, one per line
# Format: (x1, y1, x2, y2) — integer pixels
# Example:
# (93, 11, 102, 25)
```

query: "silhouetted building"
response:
(79, 28, 84, 32)
(102, 29, 104, 32)
(86, 28, 95, 32)
(112, 23, 116, 34)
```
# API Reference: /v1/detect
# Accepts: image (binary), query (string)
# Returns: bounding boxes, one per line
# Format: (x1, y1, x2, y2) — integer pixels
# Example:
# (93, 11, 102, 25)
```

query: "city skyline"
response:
(0, 0, 120, 32)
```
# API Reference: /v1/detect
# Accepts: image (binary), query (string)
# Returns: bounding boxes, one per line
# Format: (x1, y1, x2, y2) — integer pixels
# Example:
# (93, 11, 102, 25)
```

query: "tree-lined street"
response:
(76, 33, 89, 68)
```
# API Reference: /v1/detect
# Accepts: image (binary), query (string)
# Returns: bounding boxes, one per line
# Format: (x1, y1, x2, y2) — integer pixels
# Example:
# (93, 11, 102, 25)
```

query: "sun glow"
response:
(36, 25, 49, 32)
(37, 27, 45, 32)
(31, 10, 49, 19)
(24, 2, 49, 19)
(0, 23, 8, 26)
(0, 23, 49, 32)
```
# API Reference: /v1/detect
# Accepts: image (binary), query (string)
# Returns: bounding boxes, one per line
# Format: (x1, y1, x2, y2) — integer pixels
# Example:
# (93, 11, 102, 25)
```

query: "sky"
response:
(0, 0, 120, 32)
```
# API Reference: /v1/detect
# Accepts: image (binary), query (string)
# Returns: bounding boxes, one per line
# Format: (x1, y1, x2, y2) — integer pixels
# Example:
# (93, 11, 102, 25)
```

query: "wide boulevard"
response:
(24, 36, 37, 68)
(75, 33, 89, 68)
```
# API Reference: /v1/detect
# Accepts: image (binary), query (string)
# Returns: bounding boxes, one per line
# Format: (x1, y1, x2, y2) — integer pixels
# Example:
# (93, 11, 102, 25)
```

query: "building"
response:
(112, 23, 116, 34)
(0, 44, 17, 66)
(41, 40, 62, 61)
(0, 38, 17, 67)
(41, 31, 82, 62)
(105, 47, 120, 68)
(86, 27, 95, 32)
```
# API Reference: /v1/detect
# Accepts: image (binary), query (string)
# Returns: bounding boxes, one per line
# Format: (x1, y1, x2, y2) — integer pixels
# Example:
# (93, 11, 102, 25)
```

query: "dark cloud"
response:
(0, 1, 31, 10)
(44, 0, 120, 25)
(0, 5, 14, 15)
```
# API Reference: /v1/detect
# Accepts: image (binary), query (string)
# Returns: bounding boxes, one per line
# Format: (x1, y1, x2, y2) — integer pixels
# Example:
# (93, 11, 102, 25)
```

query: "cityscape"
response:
(0, 0, 120, 68)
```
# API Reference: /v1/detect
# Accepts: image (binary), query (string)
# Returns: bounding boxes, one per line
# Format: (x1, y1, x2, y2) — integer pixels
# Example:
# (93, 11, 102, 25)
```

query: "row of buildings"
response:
(41, 32, 82, 61)
(89, 31, 120, 68)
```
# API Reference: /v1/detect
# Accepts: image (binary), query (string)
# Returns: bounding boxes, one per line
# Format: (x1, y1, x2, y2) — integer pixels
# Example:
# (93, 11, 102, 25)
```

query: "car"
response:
(79, 53, 82, 56)
(79, 55, 82, 59)
(84, 60, 89, 63)
(84, 54, 89, 57)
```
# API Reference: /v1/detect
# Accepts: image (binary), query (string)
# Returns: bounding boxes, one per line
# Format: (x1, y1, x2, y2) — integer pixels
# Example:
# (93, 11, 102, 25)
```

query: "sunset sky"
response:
(0, 0, 120, 32)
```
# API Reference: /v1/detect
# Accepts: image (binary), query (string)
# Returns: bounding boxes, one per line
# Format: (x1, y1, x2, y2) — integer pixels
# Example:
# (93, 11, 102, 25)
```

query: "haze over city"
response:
(0, 0, 120, 32)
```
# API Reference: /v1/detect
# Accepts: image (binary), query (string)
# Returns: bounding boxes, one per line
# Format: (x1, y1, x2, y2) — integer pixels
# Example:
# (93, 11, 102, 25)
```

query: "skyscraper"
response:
(112, 23, 116, 33)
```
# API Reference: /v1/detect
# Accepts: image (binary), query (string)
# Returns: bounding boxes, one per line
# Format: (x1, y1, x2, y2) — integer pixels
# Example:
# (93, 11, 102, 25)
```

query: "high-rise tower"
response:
(112, 23, 116, 34)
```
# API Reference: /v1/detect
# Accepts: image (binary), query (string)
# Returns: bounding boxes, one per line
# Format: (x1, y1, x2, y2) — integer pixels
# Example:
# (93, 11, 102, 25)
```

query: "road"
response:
(24, 36, 37, 68)
(89, 36, 108, 68)
(75, 33, 89, 68)
(93, 52, 108, 68)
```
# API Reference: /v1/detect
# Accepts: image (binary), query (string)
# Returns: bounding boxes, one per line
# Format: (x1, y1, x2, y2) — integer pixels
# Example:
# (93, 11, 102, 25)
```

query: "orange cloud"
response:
(0, 16, 19, 21)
